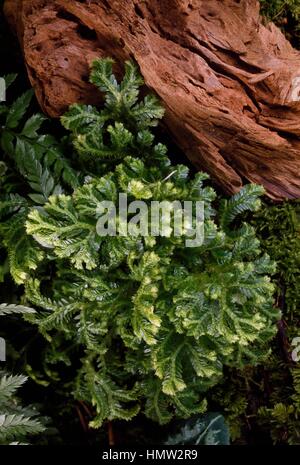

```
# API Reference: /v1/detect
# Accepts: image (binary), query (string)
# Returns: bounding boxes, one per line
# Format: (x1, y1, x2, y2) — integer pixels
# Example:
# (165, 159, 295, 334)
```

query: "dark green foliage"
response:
(0, 75, 78, 284)
(260, 0, 300, 47)
(1, 75, 78, 203)
(0, 372, 44, 444)
(0, 304, 44, 445)
(253, 201, 300, 444)
(207, 201, 300, 445)
(252, 201, 300, 318)
(260, 0, 299, 22)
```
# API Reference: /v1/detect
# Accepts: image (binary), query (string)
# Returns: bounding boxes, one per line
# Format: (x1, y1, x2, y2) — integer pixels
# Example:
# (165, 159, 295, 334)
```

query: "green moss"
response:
(208, 200, 300, 444)
(260, 0, 300, 48)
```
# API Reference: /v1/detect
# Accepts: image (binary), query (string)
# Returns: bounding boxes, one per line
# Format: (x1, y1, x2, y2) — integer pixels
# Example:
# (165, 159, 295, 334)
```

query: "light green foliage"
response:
(23, 169, 279, 426)
(0, 58, 277, 428)
(61, 59, 165, 170)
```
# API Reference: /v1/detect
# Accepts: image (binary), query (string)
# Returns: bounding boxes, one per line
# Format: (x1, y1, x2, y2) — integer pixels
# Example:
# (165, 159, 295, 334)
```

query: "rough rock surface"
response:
(4, 0, 300, 199)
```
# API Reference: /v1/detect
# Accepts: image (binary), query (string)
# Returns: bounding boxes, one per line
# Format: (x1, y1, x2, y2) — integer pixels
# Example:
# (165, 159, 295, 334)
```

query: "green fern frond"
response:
(0, 414, 44, 443)
(5, 90, 34, 129)
(0, 374, 27, 403)
(76, 360, 140, 428)
(0, 304, 35, 317)
(219, 184, 264, 230)
(0, 372, 44, 445)
(61, 59, 164, 166)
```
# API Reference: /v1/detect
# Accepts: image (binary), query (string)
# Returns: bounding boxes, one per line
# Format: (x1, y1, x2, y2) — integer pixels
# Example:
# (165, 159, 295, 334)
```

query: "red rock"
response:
(4, 0, 300, 199)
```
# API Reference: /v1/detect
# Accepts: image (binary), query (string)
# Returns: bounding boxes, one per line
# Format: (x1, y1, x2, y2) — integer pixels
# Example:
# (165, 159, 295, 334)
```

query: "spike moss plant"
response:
(0, 304, 44, 445)
(0, 59, 280, 427)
